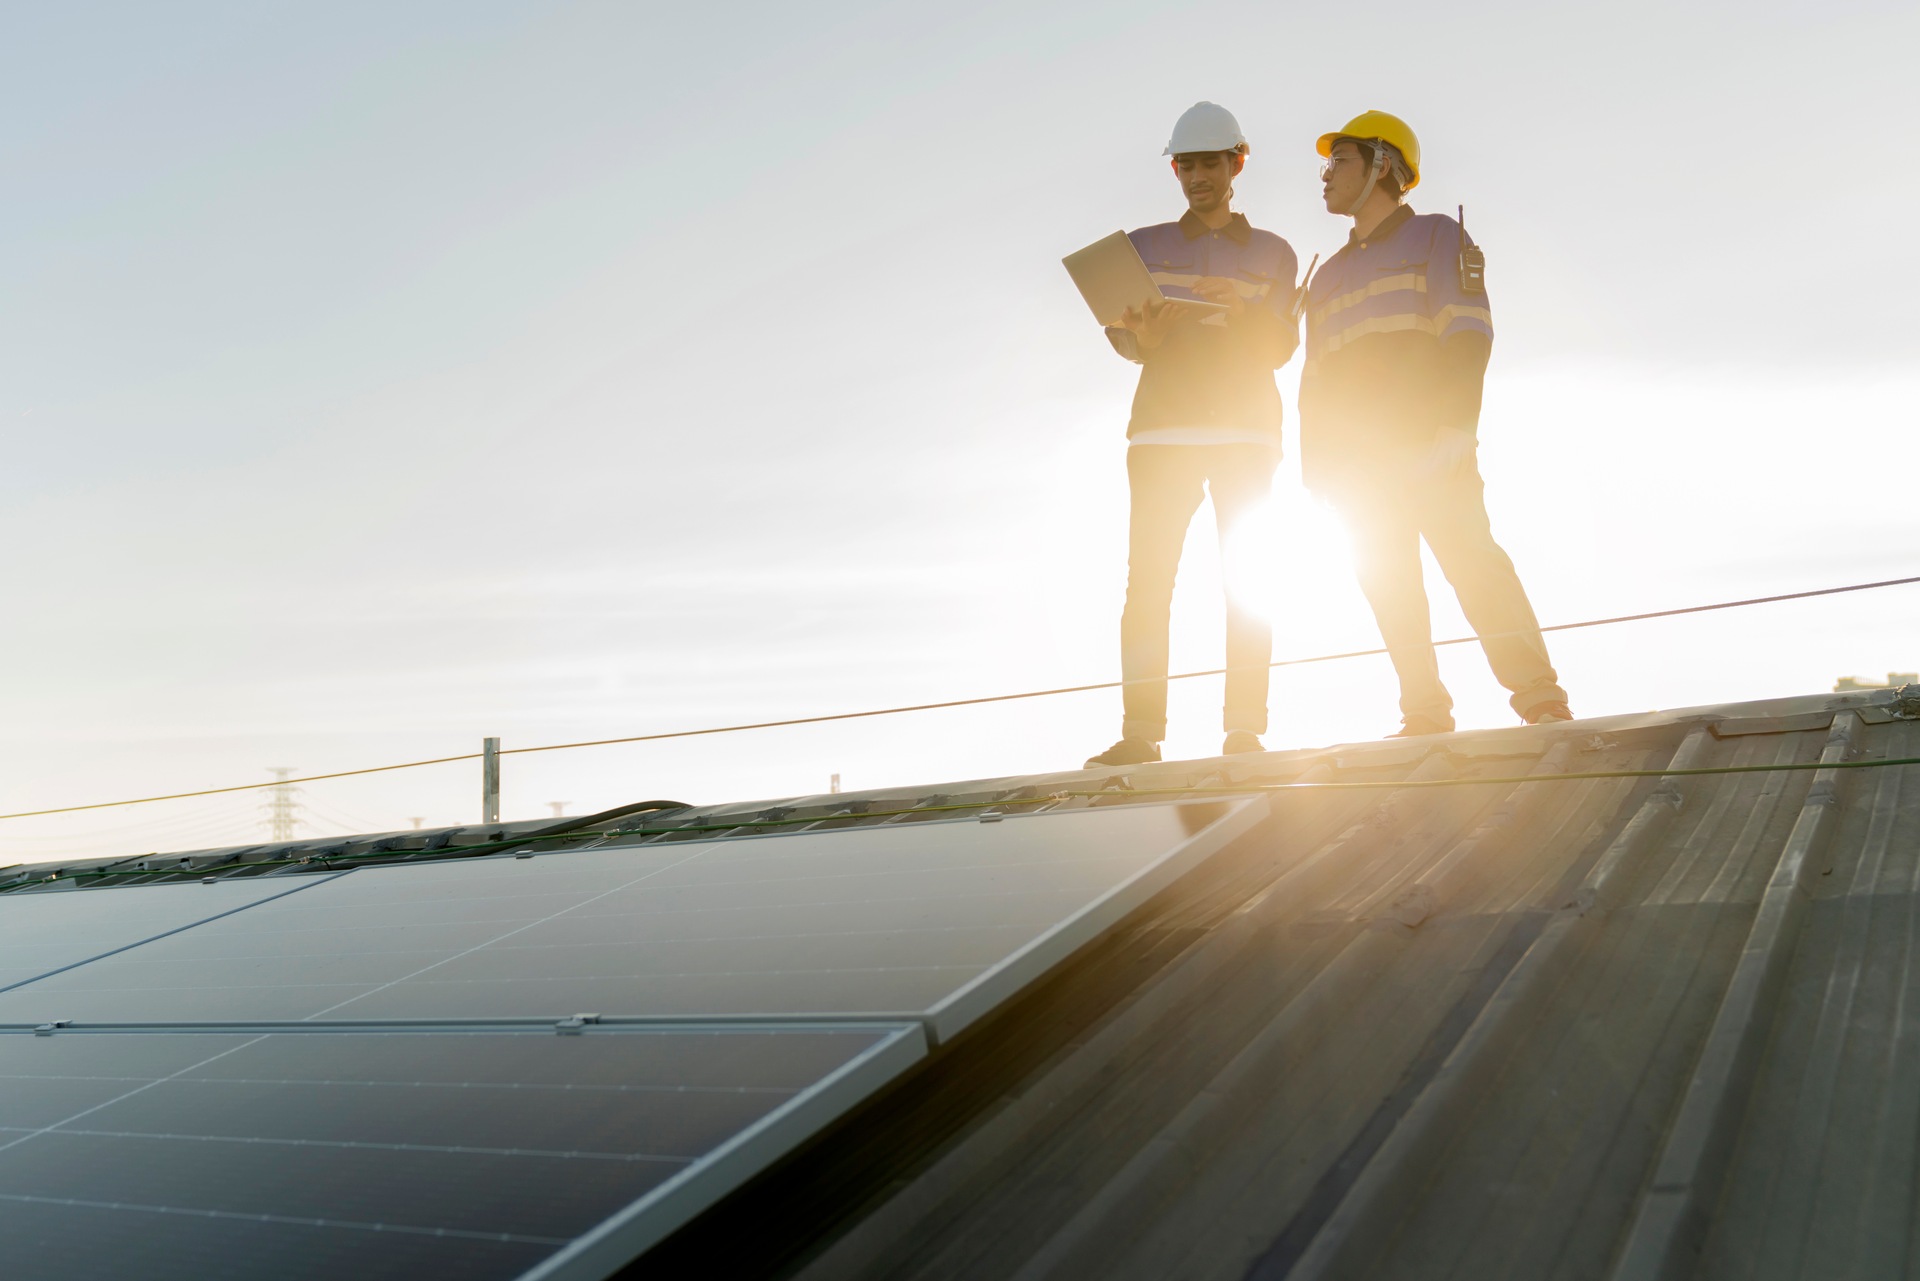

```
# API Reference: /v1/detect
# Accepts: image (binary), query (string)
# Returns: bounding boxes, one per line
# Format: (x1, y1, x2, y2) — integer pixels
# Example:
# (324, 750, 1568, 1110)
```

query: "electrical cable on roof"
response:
(16, 751, 1920, 894)
(0, 571, 1914, 825)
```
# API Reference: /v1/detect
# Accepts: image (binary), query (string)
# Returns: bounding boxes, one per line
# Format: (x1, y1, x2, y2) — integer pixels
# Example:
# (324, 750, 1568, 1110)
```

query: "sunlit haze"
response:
(2, 1, 1915, 861)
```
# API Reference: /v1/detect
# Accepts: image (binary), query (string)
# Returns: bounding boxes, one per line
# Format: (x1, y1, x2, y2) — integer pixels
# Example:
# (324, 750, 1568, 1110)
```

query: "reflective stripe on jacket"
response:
(1299, 206, 1491, 490)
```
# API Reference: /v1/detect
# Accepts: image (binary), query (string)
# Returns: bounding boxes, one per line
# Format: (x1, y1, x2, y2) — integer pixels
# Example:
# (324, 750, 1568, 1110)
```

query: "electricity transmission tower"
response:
(262, 768, 306, 842)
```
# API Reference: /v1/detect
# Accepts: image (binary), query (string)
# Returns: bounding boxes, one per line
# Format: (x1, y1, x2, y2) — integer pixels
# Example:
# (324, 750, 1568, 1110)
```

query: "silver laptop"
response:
(1062, 230, 1230, 325)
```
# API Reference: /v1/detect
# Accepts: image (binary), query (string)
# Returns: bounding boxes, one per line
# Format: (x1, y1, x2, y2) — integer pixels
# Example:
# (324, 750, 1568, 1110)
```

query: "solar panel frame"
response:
(517, 1019, 928, 1279)
(918, 796, 1265, 1039)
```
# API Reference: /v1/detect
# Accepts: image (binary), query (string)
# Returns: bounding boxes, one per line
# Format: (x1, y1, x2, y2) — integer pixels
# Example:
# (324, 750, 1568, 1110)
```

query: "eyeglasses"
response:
(1318, 153, 1367, 181)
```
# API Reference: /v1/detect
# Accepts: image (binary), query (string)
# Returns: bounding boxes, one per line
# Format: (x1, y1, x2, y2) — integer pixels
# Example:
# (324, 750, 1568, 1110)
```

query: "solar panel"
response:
(0, 1022, 925, 1281)
(0, 877, 339, 994)
(0, 800, 1263, 1041)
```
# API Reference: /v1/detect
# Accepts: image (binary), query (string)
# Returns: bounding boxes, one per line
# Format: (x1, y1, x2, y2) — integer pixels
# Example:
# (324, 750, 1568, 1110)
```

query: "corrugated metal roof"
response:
(630, 687, 1920, 1281)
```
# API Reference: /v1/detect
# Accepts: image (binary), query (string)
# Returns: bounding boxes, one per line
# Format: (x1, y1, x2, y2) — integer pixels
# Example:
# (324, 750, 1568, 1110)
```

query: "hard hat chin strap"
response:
(1345, 142, 1389, 218)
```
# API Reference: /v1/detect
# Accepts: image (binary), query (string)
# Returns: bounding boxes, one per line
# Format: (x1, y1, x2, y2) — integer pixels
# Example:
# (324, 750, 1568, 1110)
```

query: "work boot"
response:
(1084, 738, 1161, 768)
(1222, 730, 1264, 755)
(1388, 715, 1454, 738)
(1521, 700, 1574, 725)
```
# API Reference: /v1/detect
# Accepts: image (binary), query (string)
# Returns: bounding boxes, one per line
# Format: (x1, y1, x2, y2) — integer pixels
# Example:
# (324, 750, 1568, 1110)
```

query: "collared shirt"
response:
(1298, 206, 1492, 490)
(1104, 210, 1301, 445)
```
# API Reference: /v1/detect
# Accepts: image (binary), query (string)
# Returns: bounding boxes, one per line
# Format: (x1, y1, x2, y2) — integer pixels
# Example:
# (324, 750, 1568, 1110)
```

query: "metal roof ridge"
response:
(1, 688, 1899, 886)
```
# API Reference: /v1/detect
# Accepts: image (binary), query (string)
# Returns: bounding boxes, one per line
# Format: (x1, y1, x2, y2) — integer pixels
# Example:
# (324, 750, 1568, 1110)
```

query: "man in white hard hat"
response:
(1299, 111, 1570, 736)
(1085, 102, 1302, 768)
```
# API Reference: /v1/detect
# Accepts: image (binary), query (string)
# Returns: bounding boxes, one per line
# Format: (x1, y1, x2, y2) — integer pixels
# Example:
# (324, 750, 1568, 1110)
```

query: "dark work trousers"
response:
(1120, 443, 1277, 743)
(1335, 457, 1565, 727)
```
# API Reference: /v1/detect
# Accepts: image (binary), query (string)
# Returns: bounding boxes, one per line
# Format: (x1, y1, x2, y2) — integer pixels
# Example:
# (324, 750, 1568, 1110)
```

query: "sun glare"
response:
(1222, 491, 1357, 627)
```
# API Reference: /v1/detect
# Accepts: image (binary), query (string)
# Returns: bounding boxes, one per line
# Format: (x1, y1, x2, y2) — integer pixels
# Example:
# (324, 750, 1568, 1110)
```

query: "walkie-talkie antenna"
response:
(1456, 204, 1487, 295)
(1292, 252, 1320, 321)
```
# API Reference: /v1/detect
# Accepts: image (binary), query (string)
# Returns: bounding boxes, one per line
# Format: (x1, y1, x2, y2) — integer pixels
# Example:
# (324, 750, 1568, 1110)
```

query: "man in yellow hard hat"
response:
(1298, 111, 1570, 736)
(1083, 102, 1302, 768)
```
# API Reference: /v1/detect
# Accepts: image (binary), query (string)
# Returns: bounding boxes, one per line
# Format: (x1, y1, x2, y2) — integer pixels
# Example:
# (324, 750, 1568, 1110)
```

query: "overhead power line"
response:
(497, 573, 1920, 761)
(0, 572, 1913, 825)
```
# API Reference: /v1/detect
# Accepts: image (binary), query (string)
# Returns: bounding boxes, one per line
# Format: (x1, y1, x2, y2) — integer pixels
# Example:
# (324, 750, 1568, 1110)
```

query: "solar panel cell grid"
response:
(0, 1025, 924, 1281)
(0, 878, 330, 993)
(0, 1200, 556, 1281)
(0, 802, 1257, 1034)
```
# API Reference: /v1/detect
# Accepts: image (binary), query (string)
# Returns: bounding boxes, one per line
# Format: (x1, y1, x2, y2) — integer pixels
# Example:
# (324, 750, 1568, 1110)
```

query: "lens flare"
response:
(1221, 495, 1356, 626)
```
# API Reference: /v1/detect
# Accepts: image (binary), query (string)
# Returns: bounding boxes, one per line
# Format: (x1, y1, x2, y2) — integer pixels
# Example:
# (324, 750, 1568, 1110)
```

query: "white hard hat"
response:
(1164, 101, 1249, 156)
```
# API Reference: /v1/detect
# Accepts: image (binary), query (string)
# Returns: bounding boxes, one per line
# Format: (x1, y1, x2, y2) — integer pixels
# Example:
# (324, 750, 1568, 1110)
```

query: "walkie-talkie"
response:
(1458, 204, 1486, 295)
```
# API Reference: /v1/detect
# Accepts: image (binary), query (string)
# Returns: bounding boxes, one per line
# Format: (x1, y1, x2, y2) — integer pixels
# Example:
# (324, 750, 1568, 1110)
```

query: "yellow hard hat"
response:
(1316, 111, 1421, 190)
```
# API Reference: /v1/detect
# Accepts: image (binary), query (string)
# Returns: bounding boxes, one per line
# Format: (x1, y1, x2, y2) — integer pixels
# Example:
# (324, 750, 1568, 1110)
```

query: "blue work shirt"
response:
(1299, 205, 1492, 490)
(1104, 210, 1300, 444)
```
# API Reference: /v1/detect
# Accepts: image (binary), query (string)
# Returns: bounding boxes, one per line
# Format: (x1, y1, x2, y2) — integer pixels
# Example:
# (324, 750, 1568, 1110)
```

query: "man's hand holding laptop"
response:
(1189, 275, 1245, 318)
(1116, 296, 1189, 352)
(1119, 275, 1246, 351)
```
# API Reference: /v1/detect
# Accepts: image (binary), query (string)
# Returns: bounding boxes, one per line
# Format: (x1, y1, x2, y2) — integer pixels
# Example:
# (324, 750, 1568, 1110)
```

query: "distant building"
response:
(1834, 670, 1918, 692)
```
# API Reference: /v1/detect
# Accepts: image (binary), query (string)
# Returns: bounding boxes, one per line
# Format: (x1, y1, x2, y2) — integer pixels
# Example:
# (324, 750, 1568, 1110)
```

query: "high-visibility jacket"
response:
(1299, 205, 1491, 490)
(1104, 210, 1300, 446)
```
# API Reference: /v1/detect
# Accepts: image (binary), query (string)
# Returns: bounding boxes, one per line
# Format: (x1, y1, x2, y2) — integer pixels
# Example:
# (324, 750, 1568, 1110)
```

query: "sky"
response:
(1, 0, 1916, 861)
